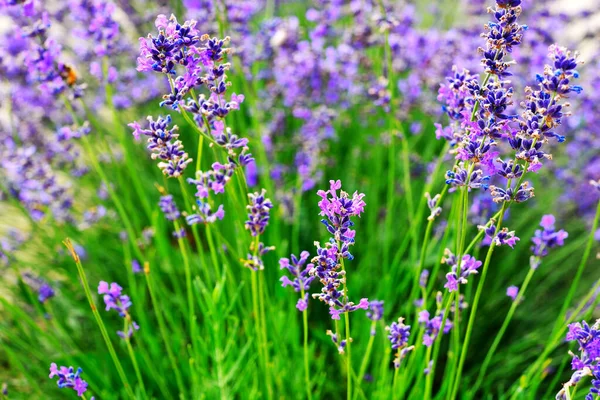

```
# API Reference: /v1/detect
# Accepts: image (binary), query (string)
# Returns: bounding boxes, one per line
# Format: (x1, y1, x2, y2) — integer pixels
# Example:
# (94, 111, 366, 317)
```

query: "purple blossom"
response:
(531, 214, 568, 257)
(317, 179, 366, 257)
(366, 300, 384, 322)
(245, 189, 273, 237)
(49, 363, 88, 397)
(560, 320, 600, 400)
(507, 285, 519, 301)
(158, 195, 181, 221)
(38, 283, 55, 303)
(98, 281, 139, 339)
(128, 115, 192, 177)
(386, 318, 413, 368)
(419, 310, 453, 347)
(98, 281, 131, 316)
(485, 225, 520, 248)
(280, 251, 315, 311)
(442, 249, 483, 292)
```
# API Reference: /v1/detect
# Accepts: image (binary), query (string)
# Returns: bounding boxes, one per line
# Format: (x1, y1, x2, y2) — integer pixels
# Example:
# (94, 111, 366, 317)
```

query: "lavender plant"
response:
(0, 0, 599, 399)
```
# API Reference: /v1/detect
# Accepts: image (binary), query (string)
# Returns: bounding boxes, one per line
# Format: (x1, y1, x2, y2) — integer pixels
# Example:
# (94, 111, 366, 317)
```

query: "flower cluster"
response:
(479, 0, 527, 77)
(531, 214, 568, 258)
(310, 180, 369, 321)
(280, 251, 315, 311)
(558, 320, 600, 400)
(366, 300, 384, 322)
(442, 249, 483, 292)
(98, 281, 139, 339)
(242, 190, 275, 271)
(49, 363, 88, 397)
(158, 195, 181, 221)
(128, 115, 192, 177)
(245, 189, 273, 237)
(317, 179, 366, 258)
(419, 310, 453, 347)
(386, 318, 413, 368)
(484, 225, 520, 248)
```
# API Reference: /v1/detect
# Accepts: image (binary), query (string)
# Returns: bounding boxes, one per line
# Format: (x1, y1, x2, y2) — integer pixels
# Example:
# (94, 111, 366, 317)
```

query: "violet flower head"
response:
(425, 192, 442, 221)
(419, 310, 453, 347)
(366, 300, 384, 322)
(49, 363, 88, 397)
(38, 283, 55, 303)
(484, 225, 520, 248)
(128, 115, 192, 177)
(480, 0, 527, 77)
(386, 318, 414, 368)
(559, 320, 600, 400)
(531, 214, 568, 257)
(442, 249, 482, 292)
(158, 195, 181, 221)
(98, 281, 131, 316)
(317, 179, 366, 258)
(98, 281, 139, 339)
(280, 251, 315, 311)
(245, 189, 273, 237)
(309, 241, 369, 320)
(507, 285, 519, 301)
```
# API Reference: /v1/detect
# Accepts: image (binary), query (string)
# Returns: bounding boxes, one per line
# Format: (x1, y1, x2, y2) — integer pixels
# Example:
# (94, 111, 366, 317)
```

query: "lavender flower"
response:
(128, 115, 192, 177)
(38, 283, 55, 303)
(484, 225, 520, 248)
(280, 251, 315, 311)
(507, 285, 519, 301)
(366, 300, 384, 322)
(158, 195, 181, 221)
(559, 320, 600, 400)
(317, 179, 366, 257)
(419, 310, 453, 347)
(49, 364, 88, 397)
(386, 318, 414, 368)
(425, 192, 442, 221)
(531, 214, 568, 257)
(442, 249, 482, 292)
(98, 281, 139, 338)
(310, 180, 369, 319)
(244, 189, 273, 237)
(132, 260, 142, 274)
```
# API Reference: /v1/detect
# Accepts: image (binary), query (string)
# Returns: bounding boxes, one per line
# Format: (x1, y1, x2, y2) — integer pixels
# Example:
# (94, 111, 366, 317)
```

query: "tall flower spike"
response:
(386, 318, 413, 368)
(245, 189, 273, 237)
(310, 180, 369, 320)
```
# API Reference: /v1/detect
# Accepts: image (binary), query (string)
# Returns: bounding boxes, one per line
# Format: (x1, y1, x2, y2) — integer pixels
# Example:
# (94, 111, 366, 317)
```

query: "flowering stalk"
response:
(63, 239, 135, 399)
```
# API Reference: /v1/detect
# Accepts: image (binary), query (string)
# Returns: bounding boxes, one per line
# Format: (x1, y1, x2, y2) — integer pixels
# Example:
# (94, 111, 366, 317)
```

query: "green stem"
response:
(173, 219, 195, 346)
(472, 264, 537, 394)
(301, 287, 313, 400)
(143, 262, 186, 397)
(63, 239, 135, 400)
(354, 321, 377, 400)
(449, 203, 507, 400)
(124, 319, 148, 399)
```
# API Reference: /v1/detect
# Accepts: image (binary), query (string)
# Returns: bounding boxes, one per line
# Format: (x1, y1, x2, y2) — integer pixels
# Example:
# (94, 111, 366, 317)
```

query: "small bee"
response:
(60, 64, 78, 86)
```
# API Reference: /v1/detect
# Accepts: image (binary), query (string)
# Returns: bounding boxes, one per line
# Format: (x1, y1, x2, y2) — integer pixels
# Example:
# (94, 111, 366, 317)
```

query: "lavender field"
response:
(1, 0, 600, 399)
